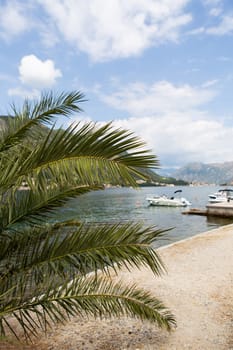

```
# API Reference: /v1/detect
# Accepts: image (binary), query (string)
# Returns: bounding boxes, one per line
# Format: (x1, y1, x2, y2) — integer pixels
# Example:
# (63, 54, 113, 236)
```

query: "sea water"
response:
(57, 185, 233, 247)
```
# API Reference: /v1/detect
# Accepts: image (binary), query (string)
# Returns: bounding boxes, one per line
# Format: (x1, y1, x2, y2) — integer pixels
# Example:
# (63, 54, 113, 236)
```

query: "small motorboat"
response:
(208, 189, 233, 203)
(146, 190, 191, 207)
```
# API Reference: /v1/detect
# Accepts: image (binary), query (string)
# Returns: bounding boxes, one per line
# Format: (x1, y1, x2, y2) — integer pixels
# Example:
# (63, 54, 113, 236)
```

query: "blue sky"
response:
(0, 0, 233, 171)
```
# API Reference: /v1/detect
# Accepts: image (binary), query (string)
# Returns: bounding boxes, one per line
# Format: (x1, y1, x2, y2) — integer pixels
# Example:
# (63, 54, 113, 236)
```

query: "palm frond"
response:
(0, 90, 174, 342)
(0, 223, 167, 300)
(0, 121, 158, 192)
(2, 184, 102, 229)
(0, 91, 85, 153)
(0, 275, 176, 340)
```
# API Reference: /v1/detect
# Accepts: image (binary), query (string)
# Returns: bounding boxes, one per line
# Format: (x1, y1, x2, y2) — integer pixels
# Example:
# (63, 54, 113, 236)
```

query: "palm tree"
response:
(0, 91, 175, 341)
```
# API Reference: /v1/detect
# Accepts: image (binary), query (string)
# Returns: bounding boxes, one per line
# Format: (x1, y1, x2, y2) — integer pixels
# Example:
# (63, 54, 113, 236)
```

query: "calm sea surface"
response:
(57, 185, 233, 248)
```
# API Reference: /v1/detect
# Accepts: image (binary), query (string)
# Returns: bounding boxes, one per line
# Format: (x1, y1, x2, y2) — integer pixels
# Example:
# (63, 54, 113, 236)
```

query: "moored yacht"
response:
(146, 190, 191, 207)
(208, 189, 233, 203)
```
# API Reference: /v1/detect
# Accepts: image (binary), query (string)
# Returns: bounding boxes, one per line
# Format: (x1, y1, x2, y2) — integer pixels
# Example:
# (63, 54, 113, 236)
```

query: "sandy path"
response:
(2, 224, 233, 350)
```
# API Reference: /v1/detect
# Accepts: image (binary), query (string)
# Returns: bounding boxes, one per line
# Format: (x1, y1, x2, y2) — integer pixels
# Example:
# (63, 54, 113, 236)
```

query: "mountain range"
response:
(174, 161, 233, 185)
(137, 168, 188, 186)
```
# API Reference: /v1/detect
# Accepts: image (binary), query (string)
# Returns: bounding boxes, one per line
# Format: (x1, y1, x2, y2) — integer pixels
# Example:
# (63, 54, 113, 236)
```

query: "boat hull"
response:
(208, 189, 233, 204)
(146, 197, 190, 207)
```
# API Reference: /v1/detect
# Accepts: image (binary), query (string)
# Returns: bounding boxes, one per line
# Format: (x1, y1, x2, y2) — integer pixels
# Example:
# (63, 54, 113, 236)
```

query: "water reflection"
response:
(54, 185, 233, 247)
(206, 215, 233, 227)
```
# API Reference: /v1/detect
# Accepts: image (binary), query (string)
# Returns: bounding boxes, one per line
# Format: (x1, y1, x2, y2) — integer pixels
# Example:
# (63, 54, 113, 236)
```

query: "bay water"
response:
(58, 185, 233, 248)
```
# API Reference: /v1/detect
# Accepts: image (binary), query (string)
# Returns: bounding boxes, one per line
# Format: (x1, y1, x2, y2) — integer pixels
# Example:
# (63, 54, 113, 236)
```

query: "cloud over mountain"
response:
(97, 80, 233, 168)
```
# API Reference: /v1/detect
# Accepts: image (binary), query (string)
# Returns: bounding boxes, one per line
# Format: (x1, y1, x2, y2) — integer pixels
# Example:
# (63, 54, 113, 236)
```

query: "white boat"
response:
(208, 189, 233, 203)
(146, 190, 191, 207)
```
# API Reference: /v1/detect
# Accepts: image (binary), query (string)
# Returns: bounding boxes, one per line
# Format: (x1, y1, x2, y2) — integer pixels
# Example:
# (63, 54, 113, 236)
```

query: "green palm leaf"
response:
(0, 91, 85, 153)
(0, 223, 167, 294)
(0, 120, 157, 197)
(6, 122, 157, 183)
(0, 275, 175, 340)
(2, 184, 102, 228)
(0, 91, 175, 341)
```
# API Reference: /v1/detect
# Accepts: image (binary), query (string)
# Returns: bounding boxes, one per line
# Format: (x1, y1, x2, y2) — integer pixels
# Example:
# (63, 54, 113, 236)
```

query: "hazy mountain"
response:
(174, 162, 233, 184)
(137, 168, 189, 186)
(156, 167, 178, 177)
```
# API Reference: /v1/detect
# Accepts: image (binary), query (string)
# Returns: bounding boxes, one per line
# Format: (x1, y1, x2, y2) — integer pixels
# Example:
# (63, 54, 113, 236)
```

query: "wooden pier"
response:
(182, 208, 207, 216)
(183, 202, 233, 218)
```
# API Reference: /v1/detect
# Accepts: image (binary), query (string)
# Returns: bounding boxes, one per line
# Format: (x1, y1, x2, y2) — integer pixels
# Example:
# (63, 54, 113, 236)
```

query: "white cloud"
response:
(206, 15, 233, 35)
(111, 113, 233, 166)
(37, 0, 192, 61)
(100, 81, 216, 116)
(19, 55, 62, 89)
(88, 80, 233, 167)
(189, 13, 233, 37)
(187, 26, 205, 36)
(0, 2, 30, 39)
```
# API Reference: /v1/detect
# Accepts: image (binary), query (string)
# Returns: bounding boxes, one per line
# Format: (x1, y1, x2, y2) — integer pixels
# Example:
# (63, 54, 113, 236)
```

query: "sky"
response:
(0, 0, 233, 172)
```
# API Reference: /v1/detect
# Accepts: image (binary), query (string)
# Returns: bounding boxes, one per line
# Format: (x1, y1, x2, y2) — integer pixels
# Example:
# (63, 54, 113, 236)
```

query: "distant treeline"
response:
(137, 168, 189, 186)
